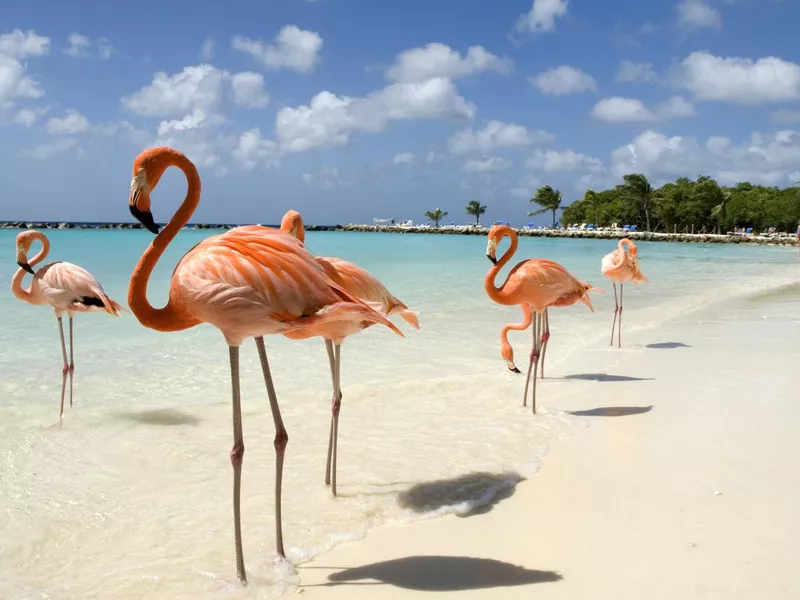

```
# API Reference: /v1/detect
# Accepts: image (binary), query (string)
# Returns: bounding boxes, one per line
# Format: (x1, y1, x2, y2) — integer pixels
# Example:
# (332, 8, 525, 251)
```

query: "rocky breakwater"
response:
(343, 224, 799, 246)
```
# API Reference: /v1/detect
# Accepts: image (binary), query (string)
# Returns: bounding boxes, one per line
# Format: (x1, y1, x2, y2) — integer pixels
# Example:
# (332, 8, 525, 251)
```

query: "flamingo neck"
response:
(11, 232, 50, 304)
(128, 152, 202, 332)
(485, 228, 518, 305)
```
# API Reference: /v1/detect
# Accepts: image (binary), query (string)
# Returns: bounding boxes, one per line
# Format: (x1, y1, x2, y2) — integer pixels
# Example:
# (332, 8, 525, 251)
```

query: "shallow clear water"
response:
(1, 229, 798, 599)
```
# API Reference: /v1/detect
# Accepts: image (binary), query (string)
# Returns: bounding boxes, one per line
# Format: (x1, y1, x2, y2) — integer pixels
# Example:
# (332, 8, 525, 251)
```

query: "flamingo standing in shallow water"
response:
(126, 147, 402, 584)
(11, 230, 123, 418)
(280, 209, 419, 497)
(601, 238, 648, 347)
(484, 225, 600, 412)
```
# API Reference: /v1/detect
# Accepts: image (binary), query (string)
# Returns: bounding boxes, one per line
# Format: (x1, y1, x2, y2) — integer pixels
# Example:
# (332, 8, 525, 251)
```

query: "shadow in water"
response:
(317, 556, 562, 591)
(562, 373, 653, 382)
(569, 405, 653, 417)
(116, 408, 201, 426)
(397, 471, 521, 518)
(646, 342, 691, 349)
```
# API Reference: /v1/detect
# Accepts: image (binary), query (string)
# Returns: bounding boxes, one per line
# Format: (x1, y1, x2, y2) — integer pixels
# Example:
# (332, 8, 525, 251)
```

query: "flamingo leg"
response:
(68, 316, 74, 408)
(522, 312, 540, 410)
(227, 346, 247, 583)
(57, 317, 68, 419)
(539, 309, 550, 379)
(610, 283, 619, 346)
(530, 313, 542, 414)
(254, 337, 288, 559)
(329, 343, 343, 497)
(324, 340, 336, 487)
(618, 284, 624, 348)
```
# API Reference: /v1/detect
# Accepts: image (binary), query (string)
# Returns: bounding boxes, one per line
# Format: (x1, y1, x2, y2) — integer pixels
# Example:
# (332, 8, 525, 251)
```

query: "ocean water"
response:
(1, 228, 798, 599)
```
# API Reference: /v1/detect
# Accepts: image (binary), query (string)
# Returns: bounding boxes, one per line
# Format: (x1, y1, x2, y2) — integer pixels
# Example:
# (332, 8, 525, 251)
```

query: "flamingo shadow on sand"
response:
(561, 373, 653, 382)
(569, 405, 653, 417)
(116, 408, 202, 426)
(396, 471, 522, 518)
(310, 556, 562, 592)
(646, 342, 691, 349)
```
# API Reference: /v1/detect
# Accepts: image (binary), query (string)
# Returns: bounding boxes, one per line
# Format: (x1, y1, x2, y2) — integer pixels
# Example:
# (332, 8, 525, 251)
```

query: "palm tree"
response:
(583, 189, 600, 226)
(621, 173, 654, 231)
(424, 208, 448, 227)
(465, 200, 487, 226)
(711, 191, 732, 234)
(529, 185, 562, 228)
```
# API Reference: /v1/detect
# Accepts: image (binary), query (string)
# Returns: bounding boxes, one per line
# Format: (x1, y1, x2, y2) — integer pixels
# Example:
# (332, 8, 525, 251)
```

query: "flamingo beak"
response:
(129, 204, 160, 235)
(17, 259, 34, 274)
(486, 237, 498, 264)
(487, 254, 497, 265)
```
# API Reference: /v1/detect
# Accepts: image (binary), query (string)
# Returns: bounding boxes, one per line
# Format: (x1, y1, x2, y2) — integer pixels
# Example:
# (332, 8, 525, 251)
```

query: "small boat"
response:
(373, 217, 394, 225)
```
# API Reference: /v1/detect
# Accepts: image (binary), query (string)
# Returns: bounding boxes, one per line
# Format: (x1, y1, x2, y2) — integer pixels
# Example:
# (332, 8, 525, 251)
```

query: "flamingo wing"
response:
(35, 262, 122, 315)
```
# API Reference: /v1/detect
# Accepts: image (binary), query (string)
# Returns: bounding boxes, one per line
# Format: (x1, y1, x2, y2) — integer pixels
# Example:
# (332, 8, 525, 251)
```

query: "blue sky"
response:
(1, 0, 799, 225)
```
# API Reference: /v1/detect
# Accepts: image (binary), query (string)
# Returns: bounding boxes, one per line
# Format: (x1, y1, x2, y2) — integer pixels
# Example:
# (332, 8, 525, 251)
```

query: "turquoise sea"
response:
(1, 228, 798, 599)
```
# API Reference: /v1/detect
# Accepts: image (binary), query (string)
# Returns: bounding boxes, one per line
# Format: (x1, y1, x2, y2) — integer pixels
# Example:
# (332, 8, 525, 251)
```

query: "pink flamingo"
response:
(601, 238, 648, 347)
(11, 230, 123, 418)
(485, 225, 600, 412)
(280, 209, 419, 496)
(126, 147, 402, 583)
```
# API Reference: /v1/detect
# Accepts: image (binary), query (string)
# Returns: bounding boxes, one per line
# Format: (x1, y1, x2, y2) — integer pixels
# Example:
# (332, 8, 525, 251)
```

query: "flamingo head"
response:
(280, 209, 305, 244)
(485, 224, 505, 264)
(128, 147, 180, 235)
(15, 230, 38, 274)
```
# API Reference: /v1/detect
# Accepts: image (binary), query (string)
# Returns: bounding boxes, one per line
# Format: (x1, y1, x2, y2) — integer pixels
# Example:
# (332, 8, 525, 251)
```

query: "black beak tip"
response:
(486, 254, 498, 265)
(511, 367, 521, 374)
(130, 205, 160, 235)
(17, 260, 35, 275)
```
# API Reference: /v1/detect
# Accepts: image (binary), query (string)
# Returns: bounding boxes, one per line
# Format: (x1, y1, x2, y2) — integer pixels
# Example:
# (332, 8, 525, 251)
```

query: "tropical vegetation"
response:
(465, 200, 487, 226)
(424, 208, 448, 227)
(560, 174, 800, 234)
(529, 185, 562, 228)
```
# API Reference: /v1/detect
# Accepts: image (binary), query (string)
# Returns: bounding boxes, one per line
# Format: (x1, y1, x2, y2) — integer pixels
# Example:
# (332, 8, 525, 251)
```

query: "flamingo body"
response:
(11, 230, 123, 418)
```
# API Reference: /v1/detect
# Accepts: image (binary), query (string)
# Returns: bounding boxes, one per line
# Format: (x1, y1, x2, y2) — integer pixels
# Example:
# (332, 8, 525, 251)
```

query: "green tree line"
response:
(559, 174, 800, 234)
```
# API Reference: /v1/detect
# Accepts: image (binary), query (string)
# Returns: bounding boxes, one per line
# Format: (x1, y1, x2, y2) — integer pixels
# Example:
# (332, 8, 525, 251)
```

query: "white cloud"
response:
(674, 51, 800, 104)
(230, 72, 270, 109)
(448, 120, 553, 154)
(385, 43, 512, 83)
(200, 36, 214, 61)
(591, 97, 656, 122)
(276, 77, 475, 152)
(526, 148, 604, 172)
(530, 65, 596, 95)
(0, 29, 50, 58)
(615, 60, 659, 83)
(302, 167, 351, 189)
(510, 188, 533, 200)
(233, 128, 280, 170)
(64, 33, 114, 59)
(463, 156, 513, 172)
(122, 64, 226, 117)
(677, 0, 721, 30)
(426, 150, 445, 164)
(657, 95, 696, 119)
(611, 129, 800, 186)
(232, 25, 322, 74)
(393, 152, 415, 165)
(0, 54, 44, 108)
(771, 110, 800, 124)
(21, 138, 78, 160)
(46, 110, 90, 134)
(13, 106, 48, 126)
(591, 96, 695, 123)
(156, 109, 224, 137)
(514, 0, 569, 33)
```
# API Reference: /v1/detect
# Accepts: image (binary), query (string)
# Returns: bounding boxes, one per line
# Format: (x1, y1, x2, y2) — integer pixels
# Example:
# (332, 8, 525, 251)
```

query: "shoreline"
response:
(298, 290, 800, 599)
(2, 220, 796, 246)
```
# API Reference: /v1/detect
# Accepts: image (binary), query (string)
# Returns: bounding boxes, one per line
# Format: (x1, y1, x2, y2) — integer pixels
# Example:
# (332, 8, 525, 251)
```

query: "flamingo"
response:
(11, 229, 123, 418)
(280, 209, 419, 496)
(484, 225, 600, 413)
(601, 238, 648, 347)
(125, 147, 403, 584)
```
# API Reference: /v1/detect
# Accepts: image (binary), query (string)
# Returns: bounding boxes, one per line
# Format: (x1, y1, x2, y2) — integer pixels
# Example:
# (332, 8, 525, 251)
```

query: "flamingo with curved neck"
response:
(280, 209, 418, 496)
(485, 225, 600, 412)
(12, 229, 123, 418)
(126, 147, 402, 584)
(600, 238, 648, 347)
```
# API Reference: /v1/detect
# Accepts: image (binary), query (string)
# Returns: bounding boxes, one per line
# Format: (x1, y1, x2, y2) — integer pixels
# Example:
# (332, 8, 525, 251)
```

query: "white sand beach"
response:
(298, 285, 800, 599)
